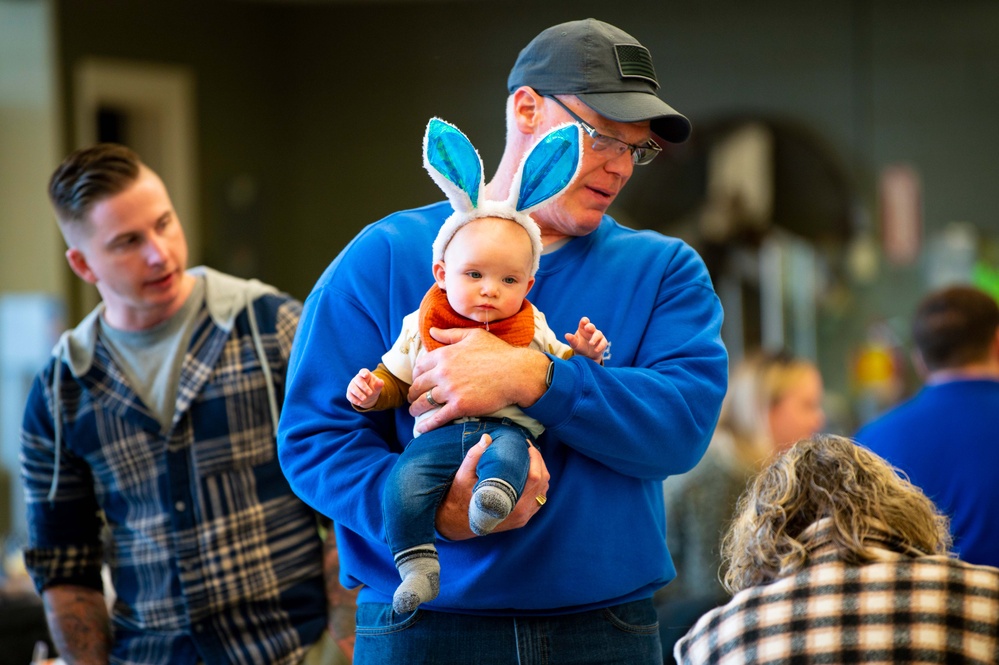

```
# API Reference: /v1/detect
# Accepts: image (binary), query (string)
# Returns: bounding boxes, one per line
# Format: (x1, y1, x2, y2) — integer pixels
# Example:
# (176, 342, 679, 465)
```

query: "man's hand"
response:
(564, 316, 608, 363)
(435, 434, 551, 540)
(346, 368, 384, 410)
(408, 328, 550, 433)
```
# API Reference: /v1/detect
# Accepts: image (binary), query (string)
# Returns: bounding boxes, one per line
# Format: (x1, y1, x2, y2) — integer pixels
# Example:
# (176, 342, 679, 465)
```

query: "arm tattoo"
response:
(43, 585, 112, 665)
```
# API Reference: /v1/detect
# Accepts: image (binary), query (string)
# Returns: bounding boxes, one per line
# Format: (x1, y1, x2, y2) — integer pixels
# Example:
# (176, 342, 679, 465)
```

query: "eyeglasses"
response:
(545, 96, 662, 166)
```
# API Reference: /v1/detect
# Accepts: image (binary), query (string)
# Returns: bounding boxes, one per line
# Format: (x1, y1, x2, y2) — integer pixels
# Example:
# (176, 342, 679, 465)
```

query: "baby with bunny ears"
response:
(346, 117, 608, 614)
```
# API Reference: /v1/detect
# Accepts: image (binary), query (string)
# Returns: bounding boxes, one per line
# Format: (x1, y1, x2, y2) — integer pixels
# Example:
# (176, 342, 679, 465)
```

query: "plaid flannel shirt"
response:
(675, 546, 999, 664)
(20, 272, 326, 665)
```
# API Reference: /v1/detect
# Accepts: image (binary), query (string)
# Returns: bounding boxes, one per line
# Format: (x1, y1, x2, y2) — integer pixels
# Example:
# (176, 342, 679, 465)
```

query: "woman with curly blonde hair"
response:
(675, 434, 999, 664)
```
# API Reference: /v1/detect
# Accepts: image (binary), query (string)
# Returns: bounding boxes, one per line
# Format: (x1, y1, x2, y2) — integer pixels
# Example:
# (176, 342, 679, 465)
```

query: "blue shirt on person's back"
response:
(855, 379, 999, 567)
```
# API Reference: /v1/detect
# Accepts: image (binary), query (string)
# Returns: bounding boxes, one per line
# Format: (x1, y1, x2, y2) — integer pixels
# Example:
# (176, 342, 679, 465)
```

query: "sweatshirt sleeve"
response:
(524, 238, 728, 479)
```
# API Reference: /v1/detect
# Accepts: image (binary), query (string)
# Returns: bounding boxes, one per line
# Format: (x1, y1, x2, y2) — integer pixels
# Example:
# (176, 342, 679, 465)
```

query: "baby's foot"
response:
(469, 479, 517, 536)
(393, 569, 440, 613)
(393, 545, 440, 613)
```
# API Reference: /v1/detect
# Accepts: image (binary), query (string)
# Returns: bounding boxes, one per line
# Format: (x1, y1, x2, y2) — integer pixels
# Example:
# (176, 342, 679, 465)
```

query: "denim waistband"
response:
(451, 416, 515, 425)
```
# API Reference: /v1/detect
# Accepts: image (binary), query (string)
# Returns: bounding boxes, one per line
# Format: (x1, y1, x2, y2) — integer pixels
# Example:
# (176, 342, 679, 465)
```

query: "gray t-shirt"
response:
(99, 277, 206, 431)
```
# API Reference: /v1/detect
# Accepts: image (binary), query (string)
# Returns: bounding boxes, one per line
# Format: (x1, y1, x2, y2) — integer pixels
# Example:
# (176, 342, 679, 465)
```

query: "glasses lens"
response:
(592, 134, 633, 159)
(588, 134, 612, 152)
(592, 132, 660, 165)
(633, 143, 661, 166)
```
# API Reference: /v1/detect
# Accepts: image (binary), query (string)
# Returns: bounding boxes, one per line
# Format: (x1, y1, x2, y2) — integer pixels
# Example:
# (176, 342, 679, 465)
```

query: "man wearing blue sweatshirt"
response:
(855, 285, 999, 568)
(278, 18, 728, 665)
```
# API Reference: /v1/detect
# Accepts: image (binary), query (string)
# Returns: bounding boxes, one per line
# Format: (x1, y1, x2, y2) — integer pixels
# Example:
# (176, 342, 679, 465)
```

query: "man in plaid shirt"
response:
(20, 144, 353, 664)
(675, 434, 999, 664)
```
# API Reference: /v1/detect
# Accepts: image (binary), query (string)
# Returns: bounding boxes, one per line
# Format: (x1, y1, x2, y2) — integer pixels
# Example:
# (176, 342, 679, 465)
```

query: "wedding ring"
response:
(426, 389, 441, 407)
(535, 495, 547, 507)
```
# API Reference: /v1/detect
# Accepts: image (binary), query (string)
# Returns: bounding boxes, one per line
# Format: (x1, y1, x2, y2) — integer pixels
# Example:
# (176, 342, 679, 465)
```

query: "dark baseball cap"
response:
(507, 18, 691, 143)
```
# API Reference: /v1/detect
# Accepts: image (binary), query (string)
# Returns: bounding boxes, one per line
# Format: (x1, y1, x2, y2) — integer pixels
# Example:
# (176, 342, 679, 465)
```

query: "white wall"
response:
(0, 0, 64, 547)
(0, 0, 64, 298)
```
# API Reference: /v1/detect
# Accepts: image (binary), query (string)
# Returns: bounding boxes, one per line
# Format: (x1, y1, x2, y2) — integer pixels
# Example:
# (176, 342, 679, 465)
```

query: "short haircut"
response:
(912, 285, 999, 372)
(49, 143, 142, 227)
(721, 434, 951, 594)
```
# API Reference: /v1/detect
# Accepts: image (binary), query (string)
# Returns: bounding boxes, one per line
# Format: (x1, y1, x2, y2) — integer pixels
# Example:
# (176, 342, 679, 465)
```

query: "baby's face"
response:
(434, 217, 535, 324)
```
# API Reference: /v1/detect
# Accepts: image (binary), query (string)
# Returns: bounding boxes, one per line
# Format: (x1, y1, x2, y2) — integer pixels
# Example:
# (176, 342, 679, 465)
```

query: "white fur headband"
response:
(423, 118, 583, 276)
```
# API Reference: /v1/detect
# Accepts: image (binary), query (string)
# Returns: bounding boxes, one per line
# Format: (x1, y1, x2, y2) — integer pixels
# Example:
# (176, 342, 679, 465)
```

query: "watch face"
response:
(546, 360, 555, 387)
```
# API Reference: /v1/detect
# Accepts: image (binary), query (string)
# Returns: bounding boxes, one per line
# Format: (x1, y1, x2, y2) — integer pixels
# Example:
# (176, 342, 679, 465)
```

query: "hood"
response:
(53, 266, 277, 378)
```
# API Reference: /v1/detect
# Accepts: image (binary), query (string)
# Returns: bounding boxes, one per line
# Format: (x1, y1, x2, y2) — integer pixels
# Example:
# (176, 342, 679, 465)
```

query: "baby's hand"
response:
(565, 317, 608, 363)
(347, 368, 384, 409)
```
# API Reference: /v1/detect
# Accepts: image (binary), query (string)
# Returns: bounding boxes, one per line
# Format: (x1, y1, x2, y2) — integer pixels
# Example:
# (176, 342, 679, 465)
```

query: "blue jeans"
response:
(383, 418, 533, 556)
(354, 599, 663, 664)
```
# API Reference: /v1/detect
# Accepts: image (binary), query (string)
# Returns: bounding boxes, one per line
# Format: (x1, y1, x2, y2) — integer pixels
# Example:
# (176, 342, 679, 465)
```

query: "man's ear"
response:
(65, 247, 98, 284)
(910, 348, 928, 380)
(511, 86, 544, 134)
(432, 260, 447, 290)
(990, 328, 999, 361)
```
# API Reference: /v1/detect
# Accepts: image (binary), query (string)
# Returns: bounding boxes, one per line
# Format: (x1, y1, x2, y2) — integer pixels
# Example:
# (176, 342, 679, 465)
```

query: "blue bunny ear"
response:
(424, 118, 483, 211)
(514, 123, 582, 212)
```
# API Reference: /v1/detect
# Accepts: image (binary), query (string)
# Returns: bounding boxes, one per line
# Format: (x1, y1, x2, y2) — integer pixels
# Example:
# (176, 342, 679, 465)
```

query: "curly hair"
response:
(721, 434, 952, 594)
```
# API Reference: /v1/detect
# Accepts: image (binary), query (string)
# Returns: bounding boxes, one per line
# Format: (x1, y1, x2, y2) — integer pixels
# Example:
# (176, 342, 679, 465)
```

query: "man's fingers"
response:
(525, 444, 550, 497)
(452, 434, 492, 488)
(409, 384, 446, 417)
(415, 402, 461, 434)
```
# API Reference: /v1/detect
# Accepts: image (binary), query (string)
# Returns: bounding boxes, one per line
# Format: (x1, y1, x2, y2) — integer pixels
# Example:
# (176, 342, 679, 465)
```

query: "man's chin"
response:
(573, 212, 605, 234)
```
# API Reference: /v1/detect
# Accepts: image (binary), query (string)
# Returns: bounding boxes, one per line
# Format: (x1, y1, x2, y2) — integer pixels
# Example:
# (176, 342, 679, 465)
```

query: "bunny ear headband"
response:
(424, 117, 583, 276)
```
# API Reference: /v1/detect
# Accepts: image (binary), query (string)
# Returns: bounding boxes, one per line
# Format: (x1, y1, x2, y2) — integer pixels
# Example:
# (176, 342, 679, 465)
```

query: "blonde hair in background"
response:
(721, 434, 952, 594)
(718, 351, 819, 469)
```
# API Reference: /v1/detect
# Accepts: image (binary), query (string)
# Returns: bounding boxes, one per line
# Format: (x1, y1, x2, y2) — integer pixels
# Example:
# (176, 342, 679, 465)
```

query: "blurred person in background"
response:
(657, 350, 825, 663)
(855, 284, 999, 567)
(674, 434, 999, 664)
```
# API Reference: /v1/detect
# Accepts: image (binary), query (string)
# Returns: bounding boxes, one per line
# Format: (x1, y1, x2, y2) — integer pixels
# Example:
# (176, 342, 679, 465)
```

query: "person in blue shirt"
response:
(278, 18, 728, 665)
(855, 284, 999, 567)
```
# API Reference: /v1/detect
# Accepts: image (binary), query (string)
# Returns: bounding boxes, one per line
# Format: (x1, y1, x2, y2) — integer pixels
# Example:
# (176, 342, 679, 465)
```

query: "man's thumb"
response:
(429, 326, 474, 344)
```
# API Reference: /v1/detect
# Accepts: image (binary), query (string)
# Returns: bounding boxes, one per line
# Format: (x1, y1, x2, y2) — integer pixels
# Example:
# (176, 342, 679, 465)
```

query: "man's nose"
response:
(603, 149, 634, 177)
(145, 235, 168, 264)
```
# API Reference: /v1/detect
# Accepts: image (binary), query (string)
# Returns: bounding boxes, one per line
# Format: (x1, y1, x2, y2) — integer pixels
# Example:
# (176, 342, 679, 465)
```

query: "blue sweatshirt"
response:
(855, 379, 999, 567)
(278, 202, 727, 614)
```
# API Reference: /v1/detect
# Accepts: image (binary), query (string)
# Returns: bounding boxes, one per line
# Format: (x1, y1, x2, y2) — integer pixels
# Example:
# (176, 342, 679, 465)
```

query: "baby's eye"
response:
(503, 277, 518, 285)
(467, 271, 482, 279)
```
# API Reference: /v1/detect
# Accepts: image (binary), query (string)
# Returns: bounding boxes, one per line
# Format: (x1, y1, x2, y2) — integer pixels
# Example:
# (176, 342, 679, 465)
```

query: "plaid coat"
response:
(20, 268, 327, 665)
(675, 545, 999, 664)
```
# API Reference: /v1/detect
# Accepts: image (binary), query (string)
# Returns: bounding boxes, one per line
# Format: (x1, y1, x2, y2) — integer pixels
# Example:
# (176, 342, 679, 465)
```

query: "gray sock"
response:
(469, 478, 518, 536)
(393, 544, 440, 613)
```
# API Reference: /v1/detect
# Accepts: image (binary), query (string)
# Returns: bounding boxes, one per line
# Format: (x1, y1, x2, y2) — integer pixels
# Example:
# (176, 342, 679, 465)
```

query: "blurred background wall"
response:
(2, 0, 999, 543)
